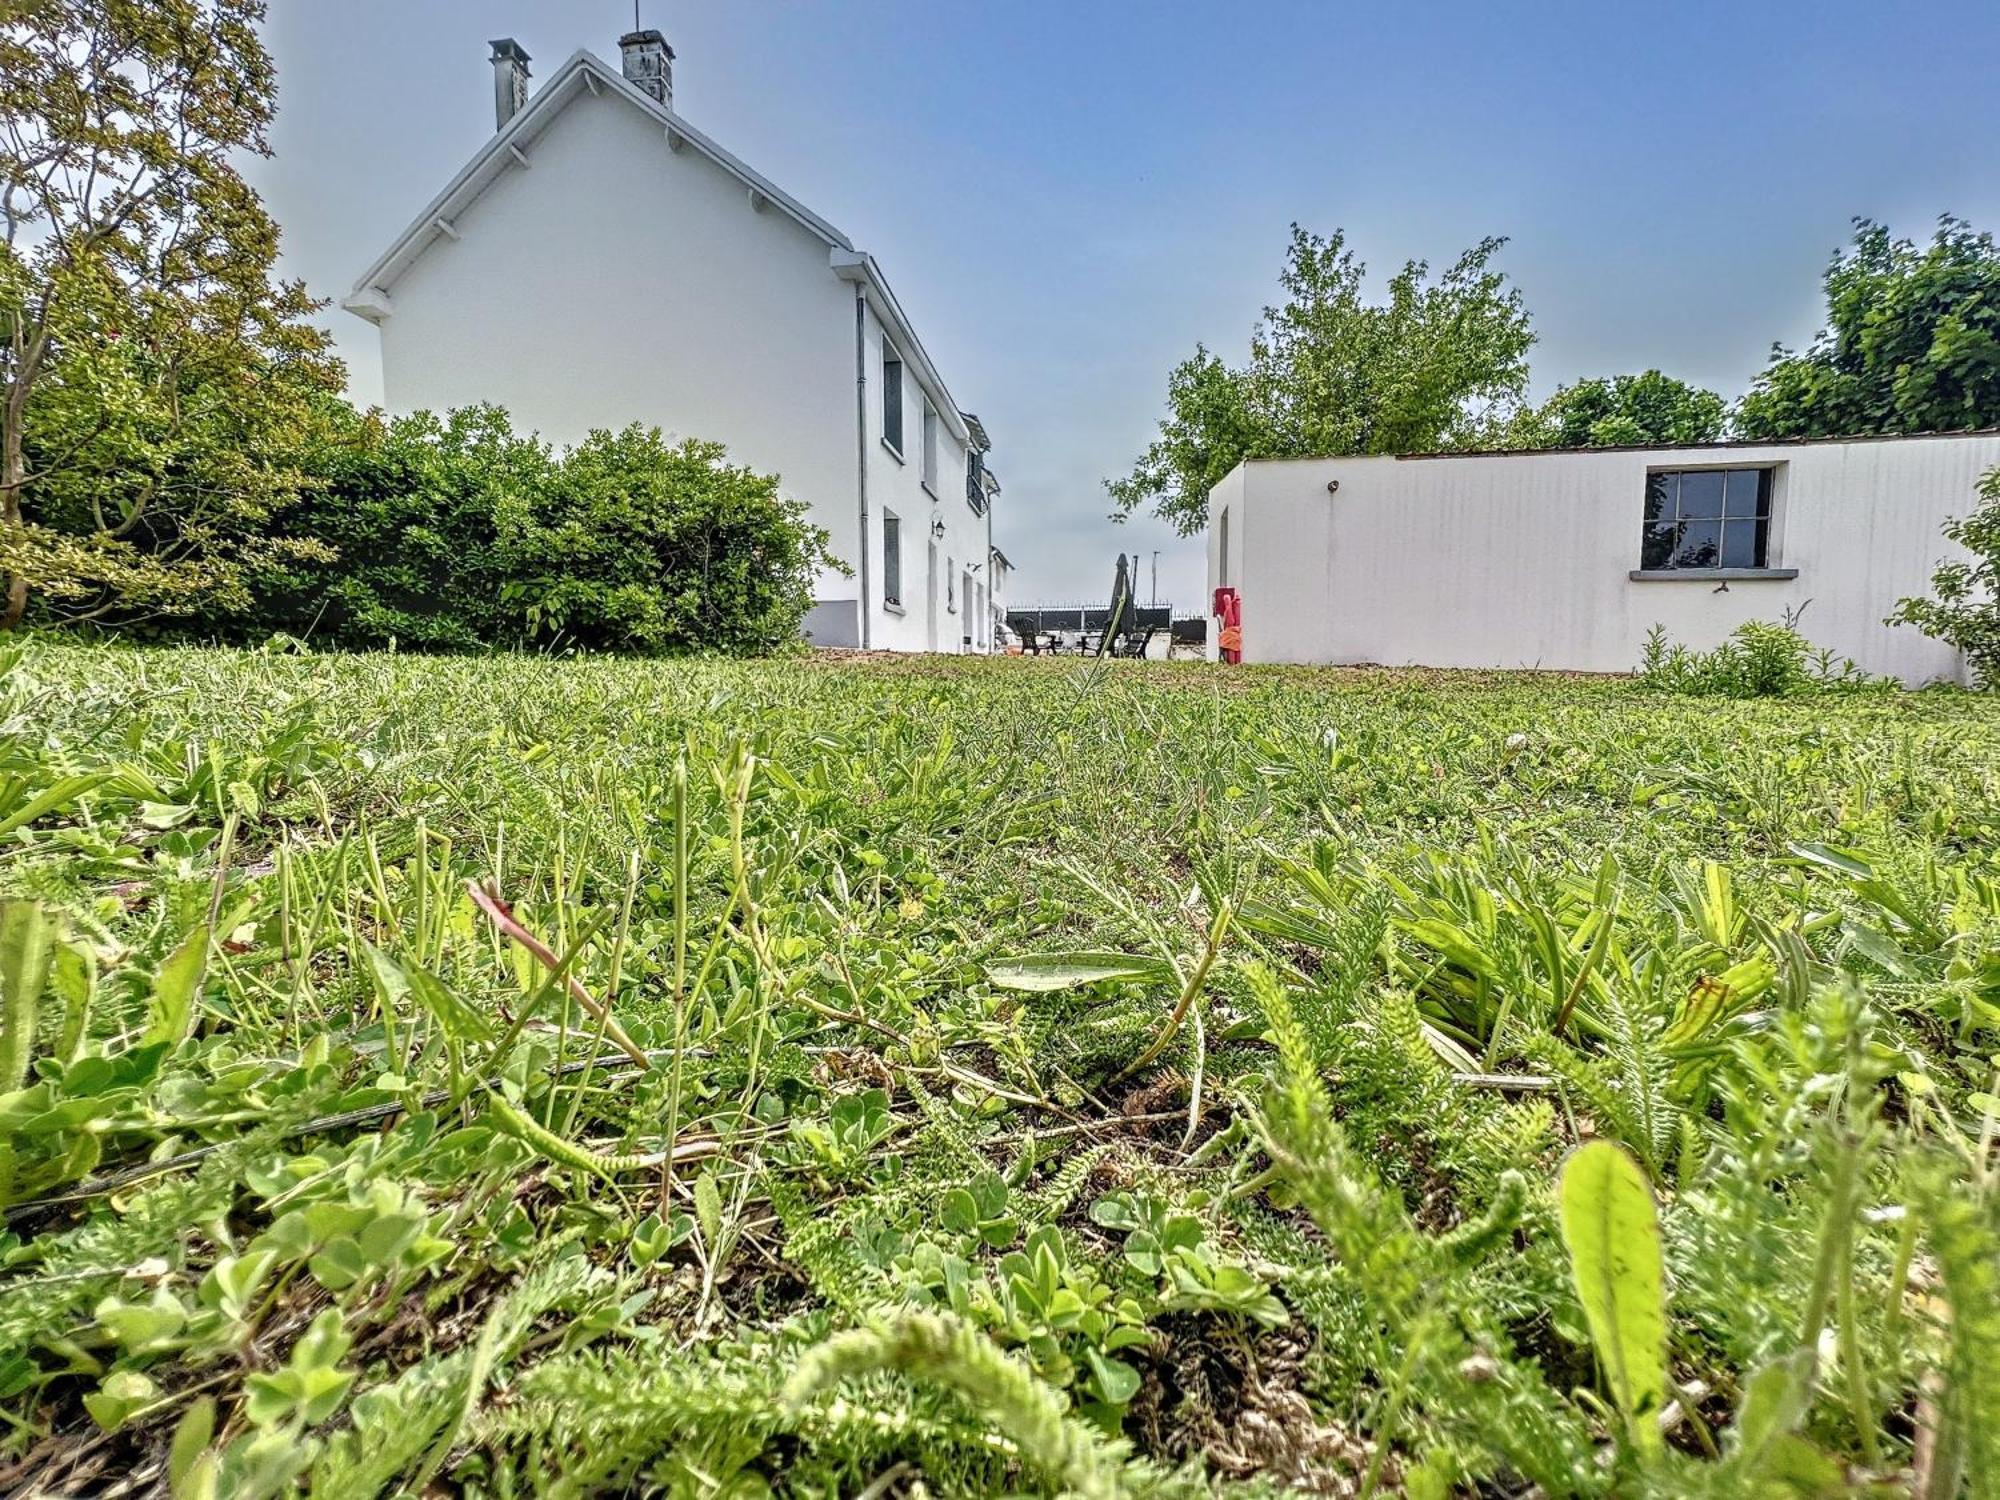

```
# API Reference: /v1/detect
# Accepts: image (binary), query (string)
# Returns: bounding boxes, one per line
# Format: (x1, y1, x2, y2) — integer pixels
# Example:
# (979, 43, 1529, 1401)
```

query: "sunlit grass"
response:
(1, 641, 1996, 1495)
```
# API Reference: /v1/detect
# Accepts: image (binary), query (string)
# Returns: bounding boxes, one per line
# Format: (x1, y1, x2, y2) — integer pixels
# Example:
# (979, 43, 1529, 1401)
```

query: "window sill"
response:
(1628, 567, 1798, 582)
(880, 438, 905, 465)
(883, 600, 905, 616)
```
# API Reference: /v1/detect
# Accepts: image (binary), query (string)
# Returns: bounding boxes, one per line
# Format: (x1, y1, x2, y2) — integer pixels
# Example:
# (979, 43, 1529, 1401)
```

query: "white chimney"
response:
(489, 38, 531, 131)
(619, 29, 674, 109)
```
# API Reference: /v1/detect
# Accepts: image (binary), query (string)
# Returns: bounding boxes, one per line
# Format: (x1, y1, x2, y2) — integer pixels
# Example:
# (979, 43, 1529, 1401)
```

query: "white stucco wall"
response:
(858, 303, 993, 653)
(350, 56, 1002, 653)
(373, 87, 859, 603)
(1203, 465, 1246, 662)
(1207, 433, 2000, 684)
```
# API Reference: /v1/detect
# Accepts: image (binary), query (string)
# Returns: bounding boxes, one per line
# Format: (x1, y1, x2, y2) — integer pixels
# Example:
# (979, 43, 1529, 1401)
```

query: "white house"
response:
(1206, 429, 2000, 684)
(343, 31, 1005, 652)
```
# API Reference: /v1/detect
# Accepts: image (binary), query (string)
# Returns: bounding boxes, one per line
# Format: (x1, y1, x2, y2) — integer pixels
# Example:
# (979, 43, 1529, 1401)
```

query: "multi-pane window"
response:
(966, 450, 986, 514)
(882, 512, 901, 607)
(881, 348, 904, 454)
(921, 402, 938, 489)
(1641, 468, 1772, 570)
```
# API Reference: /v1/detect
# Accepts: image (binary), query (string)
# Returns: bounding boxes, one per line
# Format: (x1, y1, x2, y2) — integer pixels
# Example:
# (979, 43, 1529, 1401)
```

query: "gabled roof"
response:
(343, 47, 974, 446)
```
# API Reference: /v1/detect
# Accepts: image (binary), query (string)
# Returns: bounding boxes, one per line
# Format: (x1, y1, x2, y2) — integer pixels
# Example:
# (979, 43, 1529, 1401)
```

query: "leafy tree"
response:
(1736, 217, 2000, 440)
(1889, 463, 2000, 684)
(1108, 225, 1533, 535)
(1506, 370, 1726, 449)
(0, 0, 343, 630)
(1102, 347, 1260, 541)
(501, 425, 840, 655)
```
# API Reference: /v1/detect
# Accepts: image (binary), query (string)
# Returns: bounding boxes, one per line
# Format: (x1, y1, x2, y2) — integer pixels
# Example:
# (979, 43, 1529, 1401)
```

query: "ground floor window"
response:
(882, 512, 901, 606)
(1641, 467, 1772, 570)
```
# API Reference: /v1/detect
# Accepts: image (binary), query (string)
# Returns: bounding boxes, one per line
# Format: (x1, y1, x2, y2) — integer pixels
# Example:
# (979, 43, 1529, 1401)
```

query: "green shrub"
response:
(248, 403, 548, 650)
(1636, 618, 1876, 697)
(237, 407, 837, 657)
(1889, 463, 2000, 685)
(500, 425, 839, 655)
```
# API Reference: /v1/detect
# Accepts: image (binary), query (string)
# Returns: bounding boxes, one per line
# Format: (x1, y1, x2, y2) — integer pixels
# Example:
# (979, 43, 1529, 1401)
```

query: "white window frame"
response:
(1635, 464, 1785, 575)
(921, 402, 939, 493)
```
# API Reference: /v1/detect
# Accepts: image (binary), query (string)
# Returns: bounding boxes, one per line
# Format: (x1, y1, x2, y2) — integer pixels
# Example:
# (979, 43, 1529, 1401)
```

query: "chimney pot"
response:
(619, 28, 674, 109)
(489, 38, 531, 131)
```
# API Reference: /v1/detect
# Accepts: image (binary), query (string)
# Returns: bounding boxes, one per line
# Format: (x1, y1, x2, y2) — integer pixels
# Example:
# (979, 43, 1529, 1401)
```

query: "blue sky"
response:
(252, 1, 2000, 607)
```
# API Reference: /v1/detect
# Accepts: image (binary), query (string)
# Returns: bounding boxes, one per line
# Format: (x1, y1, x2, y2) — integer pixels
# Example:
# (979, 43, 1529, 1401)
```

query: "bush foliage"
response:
(498, 424, 839, 655)
(1506, 370, 1727, 449)
(1738, 217, 2000, 441)
(1891, 464, 2000, 685)
(186, 403, 837, 656)
(246, 404, 534, 650)
(1636, 618, 1880, 698)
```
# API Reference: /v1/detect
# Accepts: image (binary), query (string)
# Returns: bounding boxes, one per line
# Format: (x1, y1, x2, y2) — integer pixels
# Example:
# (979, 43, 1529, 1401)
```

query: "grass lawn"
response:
(3, 641, 1998, 1496)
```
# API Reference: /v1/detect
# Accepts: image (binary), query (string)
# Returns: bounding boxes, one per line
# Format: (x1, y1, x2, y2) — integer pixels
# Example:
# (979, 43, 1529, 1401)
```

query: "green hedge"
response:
(238, 404, 838, 655)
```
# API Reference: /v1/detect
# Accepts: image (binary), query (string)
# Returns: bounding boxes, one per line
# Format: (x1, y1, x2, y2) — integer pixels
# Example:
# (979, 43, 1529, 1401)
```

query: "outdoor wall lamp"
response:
(930, 517, 947, 540)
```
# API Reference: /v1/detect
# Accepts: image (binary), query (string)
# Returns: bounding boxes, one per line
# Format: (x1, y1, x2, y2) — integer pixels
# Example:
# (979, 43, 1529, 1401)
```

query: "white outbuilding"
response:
(1205, 429, 2000, 684)
(343, 32, 1004, 653)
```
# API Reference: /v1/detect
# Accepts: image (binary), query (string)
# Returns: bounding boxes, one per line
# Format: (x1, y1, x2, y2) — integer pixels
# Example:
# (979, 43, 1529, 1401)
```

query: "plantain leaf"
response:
(984, 952, 1172, 993)
(141, 923, 211, 1050)
(365, 942, 494, 1044)
(1559, 1139, 1668, 1458)
(1, 900, 59, 1092)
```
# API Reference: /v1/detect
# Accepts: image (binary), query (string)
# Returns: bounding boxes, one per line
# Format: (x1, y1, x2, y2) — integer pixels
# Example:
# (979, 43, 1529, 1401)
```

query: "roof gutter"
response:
(831, 249, 969, 447)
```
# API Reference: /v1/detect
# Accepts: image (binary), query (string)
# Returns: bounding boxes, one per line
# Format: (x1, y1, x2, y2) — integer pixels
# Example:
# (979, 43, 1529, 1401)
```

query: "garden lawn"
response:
(3, 642, 1998, 1496)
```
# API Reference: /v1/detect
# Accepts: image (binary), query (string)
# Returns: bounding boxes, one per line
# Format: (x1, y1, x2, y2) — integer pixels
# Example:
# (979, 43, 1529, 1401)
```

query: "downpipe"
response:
(852, 286, 871, 649)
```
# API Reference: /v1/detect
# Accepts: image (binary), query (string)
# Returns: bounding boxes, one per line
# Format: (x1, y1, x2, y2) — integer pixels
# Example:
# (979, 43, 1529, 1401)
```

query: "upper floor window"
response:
(882, 511, 902, 607)
(881, 348, 904, 455)
(921, 402, 939, 490)
(965, 450, 986, 515)
(1641, 467, 1772, 570)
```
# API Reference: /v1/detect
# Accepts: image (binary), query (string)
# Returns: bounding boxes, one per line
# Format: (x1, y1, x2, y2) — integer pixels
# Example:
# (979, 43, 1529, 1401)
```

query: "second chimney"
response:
(619, 29, 674, 109)
(489, 38, 531, 131)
